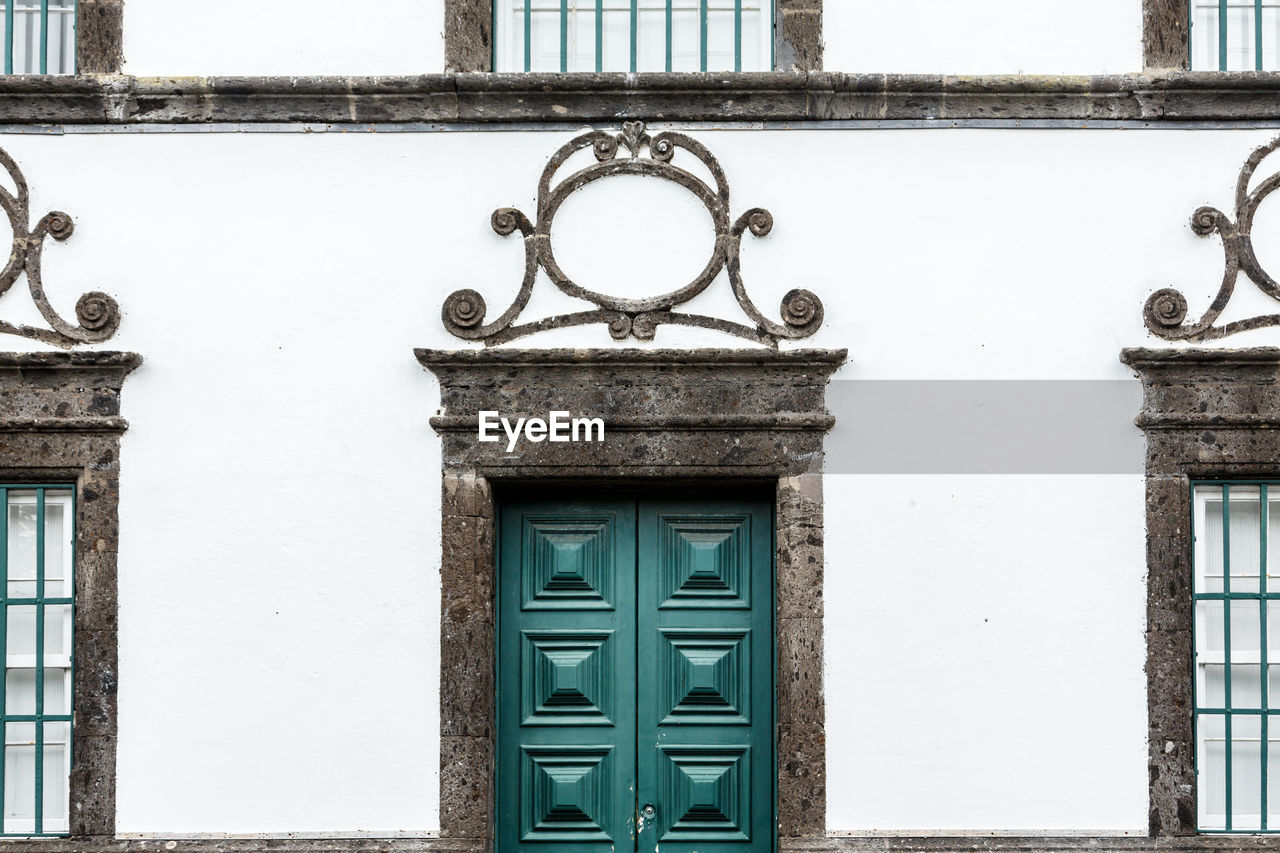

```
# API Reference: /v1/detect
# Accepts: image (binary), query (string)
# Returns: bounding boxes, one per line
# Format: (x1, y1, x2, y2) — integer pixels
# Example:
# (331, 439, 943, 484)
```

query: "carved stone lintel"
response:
(441, 122, 824, 348)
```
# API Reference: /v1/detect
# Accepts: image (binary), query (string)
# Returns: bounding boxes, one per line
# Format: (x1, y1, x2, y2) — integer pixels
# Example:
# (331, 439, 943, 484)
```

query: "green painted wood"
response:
(498, 498, 638, 852)
(498, 494, 773, 852)
(637, 498, 774, 852)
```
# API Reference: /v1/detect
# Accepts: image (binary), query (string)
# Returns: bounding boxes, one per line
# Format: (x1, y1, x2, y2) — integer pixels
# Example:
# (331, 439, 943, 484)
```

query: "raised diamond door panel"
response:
(639, 500, 774, 853)
(498, 499, 636, 853)
(498, 494, 773, 853)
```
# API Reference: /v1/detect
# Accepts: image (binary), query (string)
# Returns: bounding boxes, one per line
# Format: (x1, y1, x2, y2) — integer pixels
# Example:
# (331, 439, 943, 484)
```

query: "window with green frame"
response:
(493, 0, 774, 72)
(0, 0, 73, 74)
(1190, 1, 1280, 70)
(0, 487, 73, 837)
(1193, 481, 1280, 832)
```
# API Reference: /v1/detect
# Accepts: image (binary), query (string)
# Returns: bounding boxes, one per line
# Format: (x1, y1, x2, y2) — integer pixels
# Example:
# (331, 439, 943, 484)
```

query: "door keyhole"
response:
(638, 803, 656, 833)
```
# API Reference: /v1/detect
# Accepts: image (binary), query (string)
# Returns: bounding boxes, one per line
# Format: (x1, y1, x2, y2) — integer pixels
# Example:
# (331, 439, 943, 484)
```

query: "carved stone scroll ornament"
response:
(1145, 135, 1280, 342)
(442, 121, 823, 347)
(0, 148, 120, 347)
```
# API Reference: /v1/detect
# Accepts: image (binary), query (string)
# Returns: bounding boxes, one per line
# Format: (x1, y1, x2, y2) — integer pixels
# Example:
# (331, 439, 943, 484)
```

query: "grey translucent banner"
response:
(825, 380, 1144, 475)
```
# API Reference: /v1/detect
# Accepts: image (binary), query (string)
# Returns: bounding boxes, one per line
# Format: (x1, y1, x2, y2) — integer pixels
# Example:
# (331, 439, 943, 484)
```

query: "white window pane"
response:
(740, 7, 763, 72)
(1270, 734, 1280, 828)
(636, 5, 665, 71)
(7, 501, 37, 591)
(1231, 664, 1262, 708)
(1201, 714, 1227, 829)
(3, 670, 65, 717)
(6, 606, 34, 658)
(497, 0, 771, 71)
(1234, 715, 1264, 830)
(706, 9, 735, 71)
(670, 8, 698, 70)
(4, 722, 34, 825)
(41, 722, 68, 832)
(42, 499, 68, 599)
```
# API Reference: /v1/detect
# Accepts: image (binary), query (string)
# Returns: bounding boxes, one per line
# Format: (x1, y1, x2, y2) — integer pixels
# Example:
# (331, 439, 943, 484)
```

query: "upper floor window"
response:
(1191, 0, 1280, 70)
(493, 0, 773, 72)
(0, 0, 73, 74)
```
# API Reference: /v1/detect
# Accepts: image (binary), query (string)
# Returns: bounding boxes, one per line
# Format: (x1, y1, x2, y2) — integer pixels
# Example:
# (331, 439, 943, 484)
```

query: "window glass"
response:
(1196, 483, 1280, 831)
(0, 488, 72, 836)
(494, 0, 773, 72)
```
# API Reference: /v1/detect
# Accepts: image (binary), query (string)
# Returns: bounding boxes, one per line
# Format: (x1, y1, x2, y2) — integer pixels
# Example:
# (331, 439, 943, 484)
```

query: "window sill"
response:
(0, 71, 1280, 125)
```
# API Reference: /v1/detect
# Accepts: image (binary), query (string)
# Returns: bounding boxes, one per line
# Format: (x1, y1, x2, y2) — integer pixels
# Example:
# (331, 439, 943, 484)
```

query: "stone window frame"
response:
(74, 0, 124, 75)
(1144, 0, 1191, 70)
(417, 347, 844, 851)
(444, 0, 823, 72)
(1122, 346, 1280, 839)
(0, 351, 140, 841)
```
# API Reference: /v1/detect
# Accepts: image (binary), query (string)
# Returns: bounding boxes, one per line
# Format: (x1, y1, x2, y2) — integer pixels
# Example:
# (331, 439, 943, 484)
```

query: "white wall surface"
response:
(122, 0, 446, 76)
(118, 0, 1142, 77)
(0, 126, 1276, 833)
(823, 0, 1144, 74)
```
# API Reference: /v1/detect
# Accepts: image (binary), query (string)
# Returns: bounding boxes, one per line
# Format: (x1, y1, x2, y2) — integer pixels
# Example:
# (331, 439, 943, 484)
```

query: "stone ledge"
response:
(415, 347, 848, 366)
(0, 841, 481, 852)
(8, 72, 1280, 124)
(782, 840, 1280, 851)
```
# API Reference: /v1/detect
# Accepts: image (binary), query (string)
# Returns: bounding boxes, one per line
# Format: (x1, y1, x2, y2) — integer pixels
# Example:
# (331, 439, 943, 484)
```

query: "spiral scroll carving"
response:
(440, 122, 825, 348)
(1144, 135, 1280, 341)
(0, 149, 123, 347)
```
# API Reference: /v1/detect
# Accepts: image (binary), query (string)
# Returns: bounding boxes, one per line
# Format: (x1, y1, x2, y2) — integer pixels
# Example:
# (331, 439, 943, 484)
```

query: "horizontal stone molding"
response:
(783, 839, 1280, 851)
(1121, 347, 1280, 433)
(15, 836, 1280, 852)
(0, 841, 481, 852)
(417, 347, 845, 474)
(428, 413, 837, 431)
(0, 351, 141, 433)
(9, 73, 1280, 124)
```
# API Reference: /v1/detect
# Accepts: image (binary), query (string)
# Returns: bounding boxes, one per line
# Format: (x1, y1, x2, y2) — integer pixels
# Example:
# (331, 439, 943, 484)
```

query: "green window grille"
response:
(493, 0, 774, 73)
(1190, 0, 1280, 70)
(0, 0, 73, 74)
(0, 487, 73, 837)
(1193, 481, 1280, 832)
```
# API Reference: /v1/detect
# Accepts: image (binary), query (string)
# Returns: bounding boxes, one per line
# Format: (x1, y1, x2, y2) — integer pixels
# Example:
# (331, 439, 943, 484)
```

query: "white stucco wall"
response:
(0, 125, 1275, 833)
(823, 0, 1144, 74)
(122, 0, 446, 76)
(117, 0, 1143, 76)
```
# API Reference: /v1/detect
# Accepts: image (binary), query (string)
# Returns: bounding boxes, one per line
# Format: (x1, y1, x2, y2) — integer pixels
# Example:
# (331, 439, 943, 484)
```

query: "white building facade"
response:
(0, 0, 1267, 849)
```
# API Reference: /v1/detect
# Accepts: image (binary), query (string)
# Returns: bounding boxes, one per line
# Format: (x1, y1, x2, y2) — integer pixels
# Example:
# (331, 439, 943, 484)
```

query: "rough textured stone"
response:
(438, 737, 493, 840)
(777, 721, 826, 838)
(440, 618, 494, 738)
(778, 8, 822, 72)
(423, 346, 844, 845)
(74, 0, 123, 74)
(1145, 0, 1190, 70)
(7, 73, 1280, 124)
(445, 0, 492, 72)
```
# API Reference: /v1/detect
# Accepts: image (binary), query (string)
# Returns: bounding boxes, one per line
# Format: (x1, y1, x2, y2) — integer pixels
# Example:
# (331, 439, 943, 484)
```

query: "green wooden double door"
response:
(497, 494, 775, 853)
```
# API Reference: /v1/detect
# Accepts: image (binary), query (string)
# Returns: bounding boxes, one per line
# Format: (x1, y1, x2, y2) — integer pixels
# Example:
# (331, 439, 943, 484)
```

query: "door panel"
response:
(497, 494, 773, 853)
(498, 499, 637, 852)
(637, 500, 774, 852)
